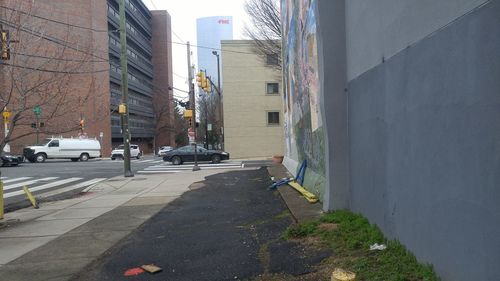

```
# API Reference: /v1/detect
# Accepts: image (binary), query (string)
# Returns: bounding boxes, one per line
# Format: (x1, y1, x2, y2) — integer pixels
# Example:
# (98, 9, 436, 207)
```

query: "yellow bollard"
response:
(0, 181, 4, 220)
(23, 186, 39, 209)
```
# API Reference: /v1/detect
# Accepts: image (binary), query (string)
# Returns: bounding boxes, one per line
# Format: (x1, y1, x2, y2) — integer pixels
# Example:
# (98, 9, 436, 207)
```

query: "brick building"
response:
(0, 0, 174, 156)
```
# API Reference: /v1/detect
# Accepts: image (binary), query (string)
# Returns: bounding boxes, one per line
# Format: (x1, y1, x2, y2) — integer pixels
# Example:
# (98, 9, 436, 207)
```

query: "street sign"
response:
(207, 124, 212, 131)
(2, 110, 11, 123)
(99, 132, 104, 138)
(184, 110, 193, 118)
(33, 106, 41, 117)
(188, 130, 195, 138)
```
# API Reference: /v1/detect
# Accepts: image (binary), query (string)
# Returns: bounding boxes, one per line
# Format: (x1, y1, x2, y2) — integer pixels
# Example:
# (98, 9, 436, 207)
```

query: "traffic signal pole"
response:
(118, 0, 133, 177)
(187, 42, 200, 171)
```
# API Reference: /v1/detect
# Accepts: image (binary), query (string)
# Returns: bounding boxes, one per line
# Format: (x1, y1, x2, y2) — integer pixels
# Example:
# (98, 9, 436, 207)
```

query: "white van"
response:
(23, 137, 101, 163)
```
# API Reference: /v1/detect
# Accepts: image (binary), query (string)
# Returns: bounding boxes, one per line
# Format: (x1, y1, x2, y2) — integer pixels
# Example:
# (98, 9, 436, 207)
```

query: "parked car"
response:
(23, 138, 101, 163)
(157, 146, 173, 157)
(163, 145, 229, 165)
(111, 144, 142, 160)
(1, 152, 24, 167)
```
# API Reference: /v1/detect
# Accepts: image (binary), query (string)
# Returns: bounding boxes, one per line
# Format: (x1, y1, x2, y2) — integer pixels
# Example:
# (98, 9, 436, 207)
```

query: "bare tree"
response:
(196, 91, 220, 149)
(0, 1, 108, 153)
(244, 0, 282, 67)
(173, 103, 188, 147)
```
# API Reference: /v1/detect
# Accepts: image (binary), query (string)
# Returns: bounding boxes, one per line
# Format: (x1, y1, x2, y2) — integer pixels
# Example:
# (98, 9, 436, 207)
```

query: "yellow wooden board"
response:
(288, 181, 319, 203)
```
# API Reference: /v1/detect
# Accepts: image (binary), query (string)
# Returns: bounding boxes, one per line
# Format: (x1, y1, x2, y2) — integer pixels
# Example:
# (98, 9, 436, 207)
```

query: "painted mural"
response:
(281, 0, 325, 198)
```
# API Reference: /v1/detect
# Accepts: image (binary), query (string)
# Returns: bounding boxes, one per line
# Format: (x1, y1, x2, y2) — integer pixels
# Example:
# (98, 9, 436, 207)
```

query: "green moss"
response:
(284, 210, 440, 281)
(284, 221, 319, 238)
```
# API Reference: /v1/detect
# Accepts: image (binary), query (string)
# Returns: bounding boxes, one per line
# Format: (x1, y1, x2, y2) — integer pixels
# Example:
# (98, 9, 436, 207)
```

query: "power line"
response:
(172, 31, 185, 44)
(173, 72, 188, 79)
(170, 41, 257, 55)
(0, 5, 109, 32)
(11, 51, 108, 63)
(147, 0, 158, 9)
(0, 19, 109, 62)
(1, 62, 109, 74)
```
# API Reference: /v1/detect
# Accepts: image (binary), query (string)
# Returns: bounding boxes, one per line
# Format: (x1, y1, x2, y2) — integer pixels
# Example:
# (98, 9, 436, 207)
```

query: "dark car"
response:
(163, 145, 229, 165)
(1, 152, 24, 167)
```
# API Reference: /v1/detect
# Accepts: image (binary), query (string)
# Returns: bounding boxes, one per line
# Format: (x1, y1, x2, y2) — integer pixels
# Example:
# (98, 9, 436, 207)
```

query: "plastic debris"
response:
(369, 243, 387, 251)
(141, 264, 162, 274)
(331, 268, 356, 281)
(124, 267, 145, 277)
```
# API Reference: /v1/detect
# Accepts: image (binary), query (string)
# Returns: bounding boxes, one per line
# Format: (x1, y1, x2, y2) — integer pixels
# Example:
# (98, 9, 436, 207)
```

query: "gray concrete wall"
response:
(316, 0, 349, 210)
(347, 1, 500, 280)
(345, 0, 489, 80)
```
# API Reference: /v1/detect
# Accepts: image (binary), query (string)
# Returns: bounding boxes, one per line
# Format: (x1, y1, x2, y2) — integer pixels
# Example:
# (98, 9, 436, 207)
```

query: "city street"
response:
(1, 156, 245, 212)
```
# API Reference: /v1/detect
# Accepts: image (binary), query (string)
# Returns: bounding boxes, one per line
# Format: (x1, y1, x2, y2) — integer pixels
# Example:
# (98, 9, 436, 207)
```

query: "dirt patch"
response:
(318, 223, 338, 231)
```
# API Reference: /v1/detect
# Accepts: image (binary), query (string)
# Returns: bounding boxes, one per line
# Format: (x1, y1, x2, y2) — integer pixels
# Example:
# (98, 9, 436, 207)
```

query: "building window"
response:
(266, 82, 279, 95)
(266, 54, 279, 65)
(267, 111, 280, 125)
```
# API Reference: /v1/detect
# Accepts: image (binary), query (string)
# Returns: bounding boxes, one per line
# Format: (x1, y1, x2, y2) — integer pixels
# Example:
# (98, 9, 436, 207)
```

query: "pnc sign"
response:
(217, 19, 230, 24)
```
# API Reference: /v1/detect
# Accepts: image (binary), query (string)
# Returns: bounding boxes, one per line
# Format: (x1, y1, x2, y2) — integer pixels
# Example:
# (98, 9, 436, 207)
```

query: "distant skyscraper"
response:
(196, 16, 233, 87)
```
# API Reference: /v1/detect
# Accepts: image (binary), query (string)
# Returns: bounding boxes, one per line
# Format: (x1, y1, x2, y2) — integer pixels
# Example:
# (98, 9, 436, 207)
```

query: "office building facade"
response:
(0, 0, 174, 155)
(221, 40, 284, 159)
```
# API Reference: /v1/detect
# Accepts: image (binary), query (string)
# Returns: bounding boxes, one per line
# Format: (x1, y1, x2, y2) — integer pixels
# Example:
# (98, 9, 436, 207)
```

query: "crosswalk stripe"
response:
(136, 171, 180, 174)
(4, 177, 83, 198)
(146, 163, 243, 169)
(150, 162, 242, 168)
(143, 165, 243, 172)
(38, 178, 107, 198)
(2, 177, 33, 184)
(4, 177, 59, 191)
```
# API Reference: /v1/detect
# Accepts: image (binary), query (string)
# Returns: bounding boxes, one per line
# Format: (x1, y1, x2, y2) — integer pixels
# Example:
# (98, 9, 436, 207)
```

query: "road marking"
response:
(4, 177, 83, 198)
(135, 160, 155, 163)
(38, 178, 107, 198)
(4, 177, 59, 191)
(150, 162, 242, 168)
(136, 171, 181, 174)
(2, 177, 33, 184)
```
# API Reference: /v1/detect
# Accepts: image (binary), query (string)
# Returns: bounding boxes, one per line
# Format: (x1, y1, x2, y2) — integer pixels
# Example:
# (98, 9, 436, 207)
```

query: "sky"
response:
(144, 0, 250, 101)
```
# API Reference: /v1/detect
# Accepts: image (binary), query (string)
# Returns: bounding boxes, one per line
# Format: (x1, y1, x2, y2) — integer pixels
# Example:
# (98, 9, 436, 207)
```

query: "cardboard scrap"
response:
(331, 268, 356, 281)
(124, 267, 145, 277)
(141, 264, 162, 274)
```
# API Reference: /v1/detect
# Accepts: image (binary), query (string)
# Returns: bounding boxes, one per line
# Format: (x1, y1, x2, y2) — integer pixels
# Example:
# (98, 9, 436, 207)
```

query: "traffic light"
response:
(1, 29, 10, 60)
(196, 71, 204, 88)
(79, 119, 85, 130)
(179, 101, 190, 109)
(202, 77, 211, 93)
(187, 117, 193, 128)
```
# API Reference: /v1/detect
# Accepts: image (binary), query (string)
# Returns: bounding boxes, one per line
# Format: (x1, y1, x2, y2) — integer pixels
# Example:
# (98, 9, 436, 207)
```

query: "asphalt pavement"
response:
(71, 167, 328, 281)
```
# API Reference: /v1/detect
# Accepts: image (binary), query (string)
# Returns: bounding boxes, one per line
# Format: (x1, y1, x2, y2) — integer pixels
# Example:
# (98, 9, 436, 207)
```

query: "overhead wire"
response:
(1, 61, 109, 74)
(0, 5, 109, 32)
(0, 18, 110, 62)
(170, 41, 257, 55)
(10, 51, 109, 63)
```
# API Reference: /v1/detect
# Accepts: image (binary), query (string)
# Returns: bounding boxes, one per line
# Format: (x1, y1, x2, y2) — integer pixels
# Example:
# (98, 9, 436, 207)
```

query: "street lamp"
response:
(212, 51, 224, 150)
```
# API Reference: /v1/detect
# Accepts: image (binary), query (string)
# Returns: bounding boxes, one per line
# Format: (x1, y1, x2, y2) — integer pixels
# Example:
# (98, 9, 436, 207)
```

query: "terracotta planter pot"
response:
(272, 155, 284, 164)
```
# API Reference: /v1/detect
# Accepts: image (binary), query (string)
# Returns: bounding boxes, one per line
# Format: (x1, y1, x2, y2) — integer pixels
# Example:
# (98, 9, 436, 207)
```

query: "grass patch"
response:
(284, 210, 440, 281)
(273, 210, 291, 221)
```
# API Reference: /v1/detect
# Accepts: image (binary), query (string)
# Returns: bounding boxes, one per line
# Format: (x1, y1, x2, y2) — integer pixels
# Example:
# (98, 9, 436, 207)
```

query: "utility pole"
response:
(119, 0, 133, 177)
(187, 42, 200, 171)
(212, 51, 224, 150)
(204, 95, 209, 149)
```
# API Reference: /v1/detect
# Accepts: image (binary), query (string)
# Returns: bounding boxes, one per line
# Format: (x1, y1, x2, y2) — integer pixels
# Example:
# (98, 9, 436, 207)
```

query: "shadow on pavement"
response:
(71, 167, 331, 281)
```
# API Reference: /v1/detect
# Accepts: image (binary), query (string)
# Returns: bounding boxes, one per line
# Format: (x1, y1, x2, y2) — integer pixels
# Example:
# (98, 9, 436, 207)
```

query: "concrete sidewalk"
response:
(0, 168, 235, 281)
(0, 163, 323, 281)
